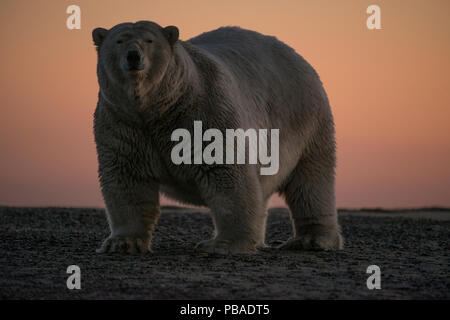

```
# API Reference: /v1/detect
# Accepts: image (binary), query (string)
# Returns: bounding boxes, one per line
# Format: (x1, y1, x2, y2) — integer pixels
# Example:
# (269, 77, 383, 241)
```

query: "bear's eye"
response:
(146, 39, 153, 43)
(116, 40, 123, 44)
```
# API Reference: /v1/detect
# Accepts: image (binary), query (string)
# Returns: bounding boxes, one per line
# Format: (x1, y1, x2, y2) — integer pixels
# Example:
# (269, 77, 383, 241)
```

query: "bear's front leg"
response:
(96, 183, 160, 254)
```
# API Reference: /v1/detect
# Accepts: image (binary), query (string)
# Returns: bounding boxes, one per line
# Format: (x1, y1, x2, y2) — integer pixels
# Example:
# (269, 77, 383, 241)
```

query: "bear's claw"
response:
(96, 236, 151, 254)
(278, 231, 343, 251)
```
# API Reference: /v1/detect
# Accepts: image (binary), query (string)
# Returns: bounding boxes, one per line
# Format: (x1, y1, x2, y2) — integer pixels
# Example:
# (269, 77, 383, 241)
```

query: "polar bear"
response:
(92, 21, 343, 254)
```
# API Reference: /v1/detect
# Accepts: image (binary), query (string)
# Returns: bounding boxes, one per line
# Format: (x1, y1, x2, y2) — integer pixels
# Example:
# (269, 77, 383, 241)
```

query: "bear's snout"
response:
(125, 49, 144, 72)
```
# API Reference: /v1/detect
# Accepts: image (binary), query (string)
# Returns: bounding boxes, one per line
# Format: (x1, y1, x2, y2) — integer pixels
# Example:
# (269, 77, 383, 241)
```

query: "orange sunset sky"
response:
(0, 0, 449, 208)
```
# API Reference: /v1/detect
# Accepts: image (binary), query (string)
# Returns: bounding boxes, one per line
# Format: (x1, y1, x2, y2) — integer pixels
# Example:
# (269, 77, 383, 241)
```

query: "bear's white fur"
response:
(92, 21, 342, 254)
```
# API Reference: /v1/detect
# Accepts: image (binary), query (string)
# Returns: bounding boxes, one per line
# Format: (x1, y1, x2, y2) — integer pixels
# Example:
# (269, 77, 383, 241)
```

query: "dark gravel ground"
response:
(0, 206, 448, 299)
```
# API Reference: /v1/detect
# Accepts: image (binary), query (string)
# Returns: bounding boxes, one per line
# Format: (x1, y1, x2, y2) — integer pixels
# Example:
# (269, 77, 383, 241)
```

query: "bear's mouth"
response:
(126, 65, 145, 73)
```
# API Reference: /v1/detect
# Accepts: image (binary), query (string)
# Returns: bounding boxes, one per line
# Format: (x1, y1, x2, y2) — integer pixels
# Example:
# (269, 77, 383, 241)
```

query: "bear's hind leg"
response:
(279, 123, 343, 251)
(196, 168, 267, 254)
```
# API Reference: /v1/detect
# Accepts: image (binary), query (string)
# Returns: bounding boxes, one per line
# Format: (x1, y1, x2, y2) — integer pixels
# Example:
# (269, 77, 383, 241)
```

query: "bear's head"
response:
(92, 21, 179, 103)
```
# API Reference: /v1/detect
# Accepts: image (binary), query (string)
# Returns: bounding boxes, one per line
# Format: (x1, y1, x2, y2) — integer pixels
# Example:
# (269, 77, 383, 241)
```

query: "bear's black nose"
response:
(126, 50, 143, 70)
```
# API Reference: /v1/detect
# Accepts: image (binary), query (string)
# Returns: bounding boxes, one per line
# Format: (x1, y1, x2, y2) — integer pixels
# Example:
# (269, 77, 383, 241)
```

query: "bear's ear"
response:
(162, 26, 179, 46)
(92, 27, 108, 48)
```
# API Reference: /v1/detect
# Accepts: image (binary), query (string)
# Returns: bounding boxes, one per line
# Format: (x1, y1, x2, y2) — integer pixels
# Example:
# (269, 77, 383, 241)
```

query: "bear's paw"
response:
(96, 236, 151, 254)
(278, 230, 343, 251)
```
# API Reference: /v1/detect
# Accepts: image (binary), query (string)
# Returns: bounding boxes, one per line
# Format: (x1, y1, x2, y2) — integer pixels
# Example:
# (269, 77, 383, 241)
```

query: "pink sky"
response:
(0, 0, 449, 208)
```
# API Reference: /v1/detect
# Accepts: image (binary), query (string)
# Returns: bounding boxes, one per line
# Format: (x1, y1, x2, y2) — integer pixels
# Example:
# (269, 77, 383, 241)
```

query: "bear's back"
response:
(187, 26, 314, 80)
(185, 26, 325, 124)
